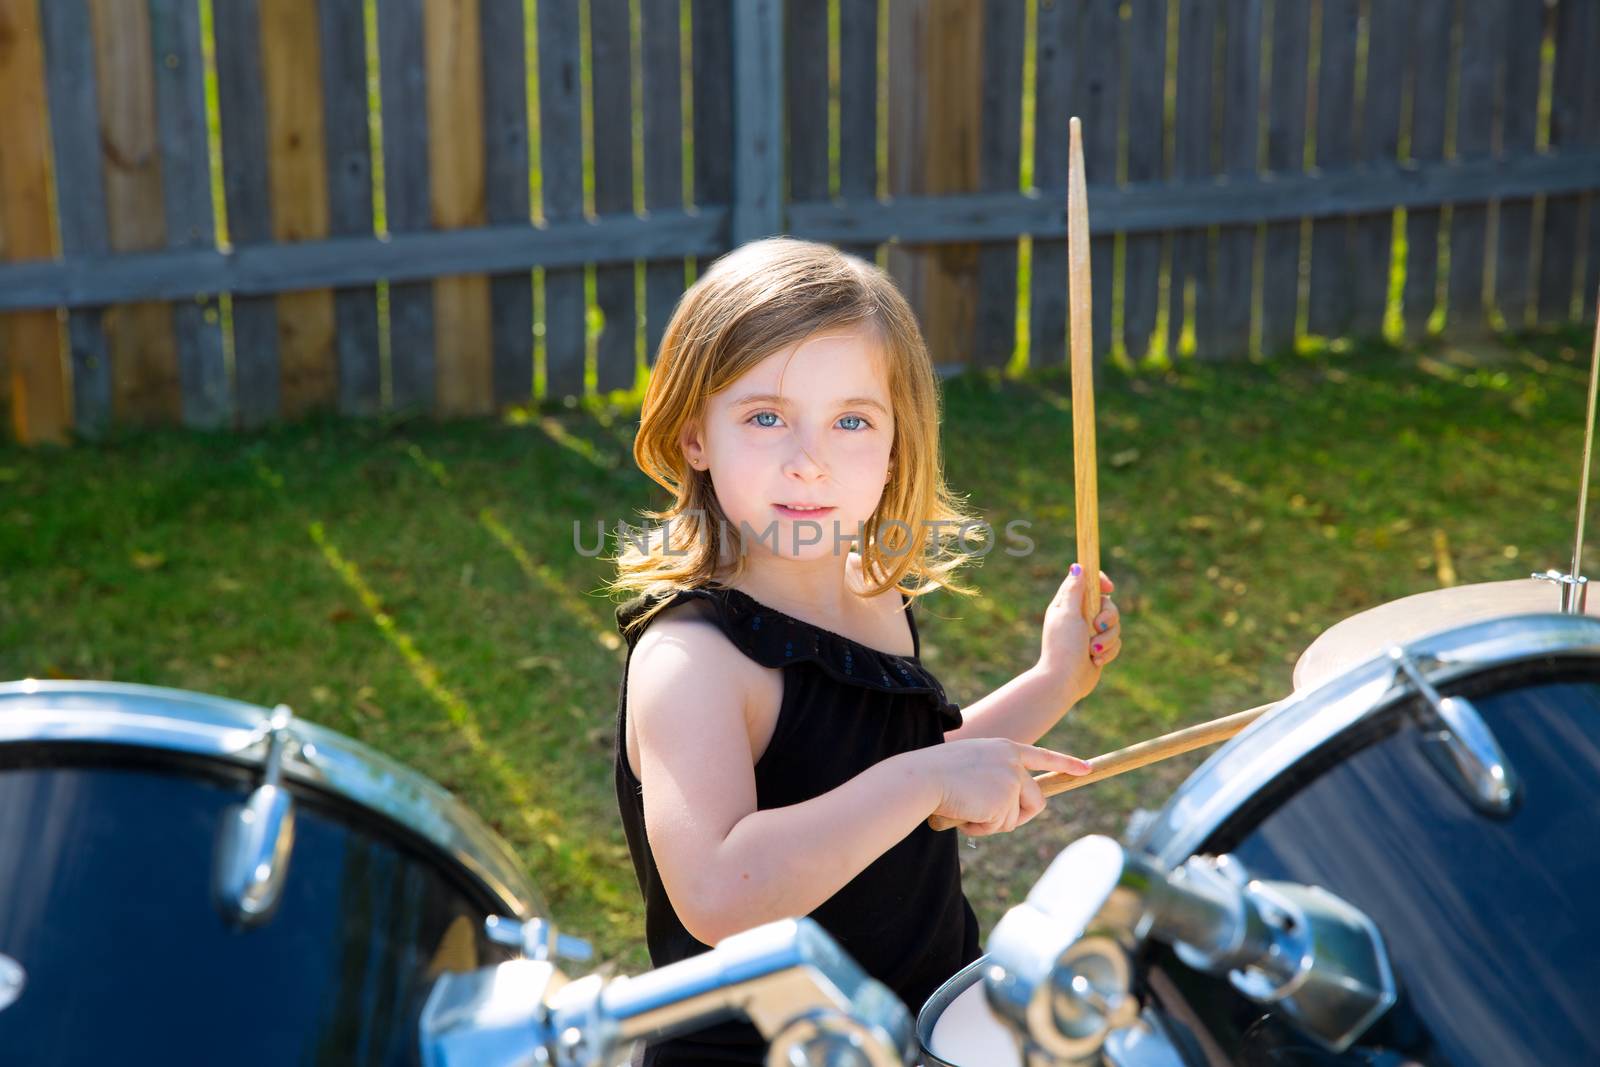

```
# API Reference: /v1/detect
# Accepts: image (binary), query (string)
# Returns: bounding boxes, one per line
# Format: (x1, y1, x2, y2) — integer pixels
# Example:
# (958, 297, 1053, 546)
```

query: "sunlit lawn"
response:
(1, 324, 1592, 970)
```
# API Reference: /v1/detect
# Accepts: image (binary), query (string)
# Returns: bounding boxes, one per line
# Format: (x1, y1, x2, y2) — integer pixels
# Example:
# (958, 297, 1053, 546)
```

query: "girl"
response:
(606, 237, 1122, 1065)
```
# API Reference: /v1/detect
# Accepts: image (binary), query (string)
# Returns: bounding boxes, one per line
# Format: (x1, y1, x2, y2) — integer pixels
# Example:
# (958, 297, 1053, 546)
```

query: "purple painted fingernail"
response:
(1070, 563, 1082, 576)
(1093, 643, 1104, 653)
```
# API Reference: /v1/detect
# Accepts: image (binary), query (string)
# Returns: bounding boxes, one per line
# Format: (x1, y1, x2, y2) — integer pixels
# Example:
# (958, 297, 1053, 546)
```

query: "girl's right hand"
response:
(917, 738, 1092, 836)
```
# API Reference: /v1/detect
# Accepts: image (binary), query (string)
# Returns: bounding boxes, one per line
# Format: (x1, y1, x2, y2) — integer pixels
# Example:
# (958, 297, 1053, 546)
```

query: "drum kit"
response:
(4, 120, 1599, 1064)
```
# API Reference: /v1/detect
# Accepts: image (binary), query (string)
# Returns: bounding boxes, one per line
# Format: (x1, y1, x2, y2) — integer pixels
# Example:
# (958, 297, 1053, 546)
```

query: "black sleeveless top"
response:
(613, 583, 981, 1065)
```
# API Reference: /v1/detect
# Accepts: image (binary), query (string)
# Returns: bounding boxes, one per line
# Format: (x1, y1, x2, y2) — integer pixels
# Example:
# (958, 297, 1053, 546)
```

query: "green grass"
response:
(1, 325, 1593, 970)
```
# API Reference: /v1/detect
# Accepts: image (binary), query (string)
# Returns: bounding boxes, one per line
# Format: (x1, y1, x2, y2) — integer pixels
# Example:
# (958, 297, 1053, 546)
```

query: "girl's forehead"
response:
(726, 330, 890, 398)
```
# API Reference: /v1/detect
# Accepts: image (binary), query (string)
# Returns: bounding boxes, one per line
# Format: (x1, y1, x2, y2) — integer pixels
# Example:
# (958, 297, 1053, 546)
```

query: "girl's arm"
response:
(629, 614, 1087, 944)
(943, 564, 1122, 746)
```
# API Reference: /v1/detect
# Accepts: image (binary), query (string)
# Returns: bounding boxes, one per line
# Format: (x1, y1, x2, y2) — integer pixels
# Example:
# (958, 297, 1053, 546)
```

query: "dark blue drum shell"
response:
(0, 745, 519, 1066)
(1143, 661, 1600, 1066)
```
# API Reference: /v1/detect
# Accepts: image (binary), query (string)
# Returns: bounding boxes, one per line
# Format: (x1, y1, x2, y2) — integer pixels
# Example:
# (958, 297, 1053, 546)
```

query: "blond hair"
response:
(606, 237, 985, 637)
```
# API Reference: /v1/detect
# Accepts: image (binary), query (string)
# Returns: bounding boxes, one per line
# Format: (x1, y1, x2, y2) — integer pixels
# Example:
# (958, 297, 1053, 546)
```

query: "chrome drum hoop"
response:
(0, 678, 541, 920)
(1129, 612, 1600, 870)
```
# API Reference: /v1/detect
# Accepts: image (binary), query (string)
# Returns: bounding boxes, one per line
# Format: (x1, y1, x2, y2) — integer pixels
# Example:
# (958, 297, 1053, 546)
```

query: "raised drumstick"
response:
(1068, 116, 1101, 623)
(928, 702, 1275, 832)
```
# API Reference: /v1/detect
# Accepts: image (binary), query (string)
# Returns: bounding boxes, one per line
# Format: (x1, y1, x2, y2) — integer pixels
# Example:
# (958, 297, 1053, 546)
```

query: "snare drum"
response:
(0, 680, 541, 1064)
(1129, 613, 1600, 1065)
(917, 956, 1021, 1067)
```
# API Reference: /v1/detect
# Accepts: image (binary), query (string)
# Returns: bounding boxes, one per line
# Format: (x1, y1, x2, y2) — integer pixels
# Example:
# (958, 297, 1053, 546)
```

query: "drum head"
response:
(917, 957, 1021, 1067)
(1294, 578, 1596, 691)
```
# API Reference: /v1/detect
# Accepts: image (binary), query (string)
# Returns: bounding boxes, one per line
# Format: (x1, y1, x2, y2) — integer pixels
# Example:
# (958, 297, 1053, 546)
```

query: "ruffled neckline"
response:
(616, 584, 962, 728)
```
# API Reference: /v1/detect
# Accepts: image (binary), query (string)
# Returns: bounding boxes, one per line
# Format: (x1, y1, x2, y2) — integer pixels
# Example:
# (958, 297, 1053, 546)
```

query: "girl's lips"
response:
(773, 504, 836, 518)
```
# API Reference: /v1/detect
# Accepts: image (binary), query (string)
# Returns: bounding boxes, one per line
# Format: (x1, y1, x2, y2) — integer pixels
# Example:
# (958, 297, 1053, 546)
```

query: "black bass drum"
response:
(0, 680, 542, 1066)
(1129, 613, 1600, 1066)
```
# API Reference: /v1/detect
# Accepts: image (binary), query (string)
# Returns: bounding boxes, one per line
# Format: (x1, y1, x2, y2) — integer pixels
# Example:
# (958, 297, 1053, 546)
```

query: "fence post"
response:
(731, 0, 783, 246)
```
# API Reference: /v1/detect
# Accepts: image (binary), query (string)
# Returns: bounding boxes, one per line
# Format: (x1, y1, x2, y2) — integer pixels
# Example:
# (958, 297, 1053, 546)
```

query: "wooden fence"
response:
(2, 0, 1598, 445)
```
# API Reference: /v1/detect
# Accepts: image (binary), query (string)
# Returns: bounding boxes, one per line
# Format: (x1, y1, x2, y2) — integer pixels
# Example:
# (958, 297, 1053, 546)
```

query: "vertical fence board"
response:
(1582, 3, 1600, 322)
(376, 0, 436, 412)
(733, 0, 784, 245)
(786, 0, 829, 205)
(318, 0, 381, 416)
(592, 0, 636, 396)
(4, 0, 70, 443)
(214, 0, 282, 427)
(1541, 0, 1592, 321)
(888, 0, 981, 372)
(480, 0, 533, 407)
(1403, 0, 1452, 337)
(1213, 0, 1262, 358)
(38, 0, 112, 438)
(1067, 0, 1120, 364)
(692, 0, 734, 225)
(149, 0, 229, 430)
(837, 0, 879, 263)
(91, 0, 183, 427)
(537, 0, 585, 400)
(1122, 0, 1166, 363)
(974, 0, 1023, 371)
(1350, 0, 1403, 339)
(641, 0, 685, 369)
(1260, 0, 1308, 354)
(1493, 3, 1543, 329)
(263, 0, 338, 420)
(1029, 0, 1070, 369)
(1306, 0, 1357, 339)
(425, 0, 492, 416)
(1168, 0, 1215, 358)
(1445, 0, 1501, 334)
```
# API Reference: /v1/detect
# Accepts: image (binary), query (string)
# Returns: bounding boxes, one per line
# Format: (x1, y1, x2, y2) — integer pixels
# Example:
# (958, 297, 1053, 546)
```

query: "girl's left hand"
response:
(1037, 562, 1121, 704)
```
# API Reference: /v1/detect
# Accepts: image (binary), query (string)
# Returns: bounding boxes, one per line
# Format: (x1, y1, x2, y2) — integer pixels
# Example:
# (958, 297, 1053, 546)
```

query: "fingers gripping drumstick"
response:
(1069, 116, 1101, 624)
(928, 703, 1275, 832)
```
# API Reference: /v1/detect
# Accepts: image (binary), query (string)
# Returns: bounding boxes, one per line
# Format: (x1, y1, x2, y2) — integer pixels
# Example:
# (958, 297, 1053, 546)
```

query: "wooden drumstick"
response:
(1068, 116, 1101, 623)
(928, 702, 1276, 832)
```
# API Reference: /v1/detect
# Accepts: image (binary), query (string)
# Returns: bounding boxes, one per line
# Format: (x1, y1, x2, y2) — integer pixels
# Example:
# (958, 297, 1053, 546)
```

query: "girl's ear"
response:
(680, 421, 706, 469)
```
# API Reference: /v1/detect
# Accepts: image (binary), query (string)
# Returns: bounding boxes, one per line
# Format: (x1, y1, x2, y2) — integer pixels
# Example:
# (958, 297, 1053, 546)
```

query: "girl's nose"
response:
(781, 433, 829, 481)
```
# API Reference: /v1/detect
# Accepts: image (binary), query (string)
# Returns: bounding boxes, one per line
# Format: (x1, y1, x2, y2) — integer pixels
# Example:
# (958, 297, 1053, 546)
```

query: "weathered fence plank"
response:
(214, 0, 283, 428)
(1260, 0, 1309, 355)
(732, 0, 783, 245)
(318, 0, 382, 416)
(1539, 0, 1590, 322)
(480, 0, 534, 407)
(888, 0, 981, 373)
(1445, 0, 1502, 334)
(39, 0, 112, 438)
(1403, 0, 1452, 338)
(837, 0, 879, 263)
(1066, 0, 1120, 365)
(974, 0, 1024, 371)
(0, 0, 69, 443)
(1214, 0, 1263, 359)
(1122, 0, 1166, 363)
(426, 0, 493, 416)
(1307, 0, 1357, 339)
(1029, 0, 1071, 369)
(641, 0, 685, 369)
(377, 0, 437, 413)
(537, 0, 585, 401)
(1168, 0, 1216, 358)
(1351, 0, 1404, 339)
(1492, 2, 1544, 329)
(150, 0, 230, 431)
(92, 0, 183, 427)
(263, 0, 339, 420)
(593, 0, 637, 396)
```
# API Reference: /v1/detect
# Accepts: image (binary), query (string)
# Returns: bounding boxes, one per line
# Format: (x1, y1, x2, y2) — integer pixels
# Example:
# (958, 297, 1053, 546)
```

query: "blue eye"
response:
(750, 411, 780, 428)
(839, 415, 869, 431)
